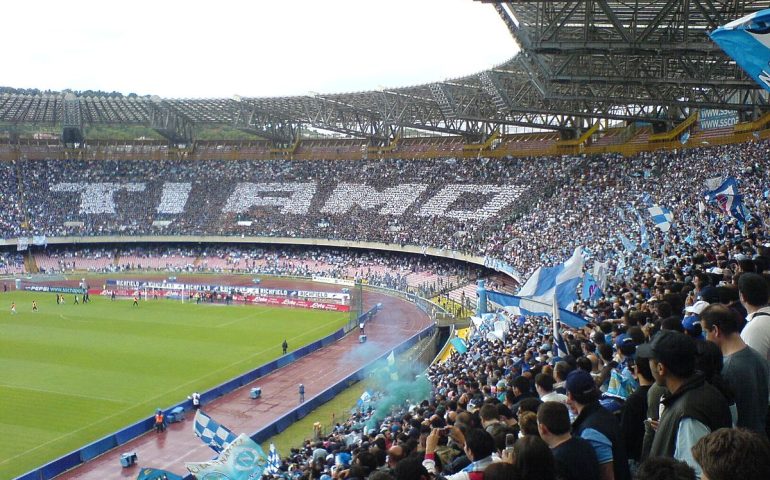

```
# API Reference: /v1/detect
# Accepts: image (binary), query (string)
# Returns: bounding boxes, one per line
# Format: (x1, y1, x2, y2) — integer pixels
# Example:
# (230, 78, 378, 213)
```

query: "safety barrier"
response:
(15, 304, 381, 480)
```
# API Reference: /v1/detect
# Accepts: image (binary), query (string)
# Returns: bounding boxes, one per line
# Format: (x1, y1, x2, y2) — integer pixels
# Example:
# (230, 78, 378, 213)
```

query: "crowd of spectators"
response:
(0, 141, 768, 283)
(4, 140, 770, 479)
(222, 140, 770, 480)
(27, 244, 478, 298)
(267, 248, 770, 480)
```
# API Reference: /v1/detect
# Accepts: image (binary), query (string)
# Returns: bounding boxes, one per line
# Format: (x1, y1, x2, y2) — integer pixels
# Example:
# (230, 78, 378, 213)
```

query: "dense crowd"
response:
(242, 140, 770, 480)
(28, 244, 478, 298)
(4, 140, 770, 480)
(266, 236, 770, 480)
(0, 141, 768, 282)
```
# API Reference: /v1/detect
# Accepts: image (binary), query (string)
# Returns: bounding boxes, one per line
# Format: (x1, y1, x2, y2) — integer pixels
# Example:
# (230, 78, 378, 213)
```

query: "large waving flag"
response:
(710, 9, 770, 93)
(186, 433, 268, 480)
(518, 247, 584, 308)
(703, 177, 750, 222)
(193, 410, 238, 454)
(486, 290, 589, 329)
(648, 205, 673, 232)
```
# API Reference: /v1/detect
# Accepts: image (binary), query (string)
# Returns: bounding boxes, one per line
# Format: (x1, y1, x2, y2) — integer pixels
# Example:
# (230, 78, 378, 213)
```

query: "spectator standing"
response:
(537, 401, 600, 480)
(739, 273, 770, 363)
(638, 331, 731, 476)
(620, 354, 653, 469)
(700, 304, 769, 435)
(566, 369, 631, 480)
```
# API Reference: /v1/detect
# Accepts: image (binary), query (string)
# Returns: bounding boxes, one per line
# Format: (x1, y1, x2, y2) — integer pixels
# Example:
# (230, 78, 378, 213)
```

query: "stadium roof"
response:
(1, 0, 769, 145)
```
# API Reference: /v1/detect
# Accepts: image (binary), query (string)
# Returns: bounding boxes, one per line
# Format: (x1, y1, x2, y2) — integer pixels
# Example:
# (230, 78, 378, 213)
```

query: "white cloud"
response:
(2, 0, 517, 98)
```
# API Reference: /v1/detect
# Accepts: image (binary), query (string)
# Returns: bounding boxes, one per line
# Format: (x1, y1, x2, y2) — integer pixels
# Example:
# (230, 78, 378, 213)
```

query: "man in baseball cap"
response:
(637, 330, 731, 476)
(567, 369, 630, 480)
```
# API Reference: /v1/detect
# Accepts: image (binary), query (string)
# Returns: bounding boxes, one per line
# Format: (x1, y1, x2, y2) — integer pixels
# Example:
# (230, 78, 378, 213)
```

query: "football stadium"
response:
(3, 1, 770, 479)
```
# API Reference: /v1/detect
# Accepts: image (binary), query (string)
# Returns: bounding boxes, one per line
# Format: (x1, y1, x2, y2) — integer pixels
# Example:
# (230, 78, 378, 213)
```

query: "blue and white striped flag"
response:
(193, 410, 238, 454)
(648, 205, 674, 232)
(710, 9, 770, 94)
(517, 246, 584, 309)
(265, 443, 281, 475)
(486, 290, 589, 329)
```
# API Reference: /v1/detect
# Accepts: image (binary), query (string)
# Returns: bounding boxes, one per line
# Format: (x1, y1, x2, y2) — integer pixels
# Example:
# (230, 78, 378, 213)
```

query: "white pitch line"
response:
(0, 316, 343, 466)
(0, 383, 128, 404)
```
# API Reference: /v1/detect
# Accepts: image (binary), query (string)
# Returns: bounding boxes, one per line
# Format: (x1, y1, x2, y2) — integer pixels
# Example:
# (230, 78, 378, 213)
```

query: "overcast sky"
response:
(2, 0, 517, 98)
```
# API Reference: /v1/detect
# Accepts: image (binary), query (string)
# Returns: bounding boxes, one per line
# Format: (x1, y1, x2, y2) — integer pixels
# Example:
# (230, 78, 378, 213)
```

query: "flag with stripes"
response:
(265, 443, 281, 475)
(193, 410, 238, 454)
(648, 205, 673, 232)
(486, 290, 589, 329)
(517, 246, 584, 309)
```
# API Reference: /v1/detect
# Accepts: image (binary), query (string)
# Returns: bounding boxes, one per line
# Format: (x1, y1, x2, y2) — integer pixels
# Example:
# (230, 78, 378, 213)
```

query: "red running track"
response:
(54, 279, 431, 479)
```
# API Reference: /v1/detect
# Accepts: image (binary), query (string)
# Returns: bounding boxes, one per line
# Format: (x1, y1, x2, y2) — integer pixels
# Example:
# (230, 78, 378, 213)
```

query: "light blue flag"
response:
(582, 272, 602, 301)
(265, 443, 281, 475)
(186, 433, 268, 480)
(193, 410, 239, 454)
(450, 337, 468, 354)
(680, 131, 691, 144)
(710, 9, 770, 93)
(517, 247, 584, 308)
(639, 223, 650, 250)
(648, 205, 674, 232)
(486, 290, 589, 329)
(136, 468, 184, 480)
(618, 233, 637, 252)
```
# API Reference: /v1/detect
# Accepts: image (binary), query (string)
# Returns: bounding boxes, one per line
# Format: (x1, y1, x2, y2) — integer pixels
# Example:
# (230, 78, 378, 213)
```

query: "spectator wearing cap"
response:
(681, 315, 704, 340)
(620, 352, 653, 468)
(604, 335, 638, 408)
(535, 373, 567, 404)
(639, 331, 731, 476)
(739, 273, 770, 363)
(691, 428, 770, 480)
(566, 369, 631, 480)
(537, 401, 600, 480)
(700, 304, 769, 435)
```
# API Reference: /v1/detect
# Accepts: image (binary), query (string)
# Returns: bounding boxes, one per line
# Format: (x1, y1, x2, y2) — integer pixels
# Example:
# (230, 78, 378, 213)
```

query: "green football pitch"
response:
(0, 290, 349, 479)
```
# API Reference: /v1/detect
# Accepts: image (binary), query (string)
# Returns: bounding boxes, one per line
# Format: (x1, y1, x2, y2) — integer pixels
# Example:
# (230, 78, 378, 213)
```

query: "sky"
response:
(2, 0, 517, 99)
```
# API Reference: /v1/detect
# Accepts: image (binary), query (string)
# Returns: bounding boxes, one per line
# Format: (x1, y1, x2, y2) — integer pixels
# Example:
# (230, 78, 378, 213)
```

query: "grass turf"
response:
(0, 290, 348, 479)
